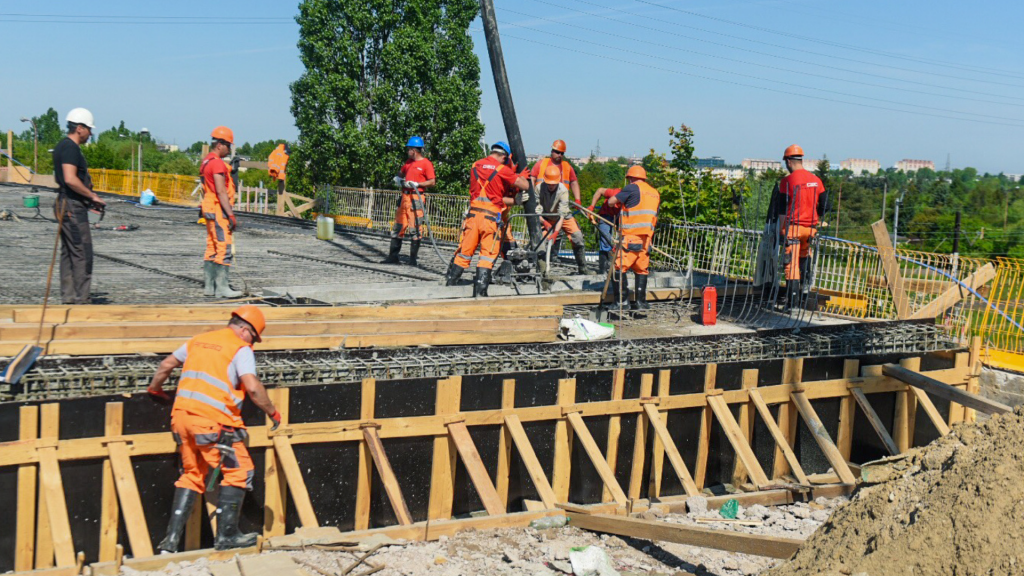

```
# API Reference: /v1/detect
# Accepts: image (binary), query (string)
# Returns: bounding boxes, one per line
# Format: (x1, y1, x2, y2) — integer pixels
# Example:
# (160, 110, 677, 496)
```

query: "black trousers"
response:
(55, 196, 93, 304)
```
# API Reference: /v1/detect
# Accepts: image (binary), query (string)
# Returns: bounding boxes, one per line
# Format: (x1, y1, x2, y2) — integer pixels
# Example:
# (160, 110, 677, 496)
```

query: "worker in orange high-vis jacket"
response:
(384, 136, 436, 266)
(147, 305, 281, 553)
(601, 165, 660, 312)
(266, 143, 289, 195)
(530, 140, 587, 273)
(774, 144, 827, 309)
(445, 141, 528, 297)
(200, 126, 243, 298)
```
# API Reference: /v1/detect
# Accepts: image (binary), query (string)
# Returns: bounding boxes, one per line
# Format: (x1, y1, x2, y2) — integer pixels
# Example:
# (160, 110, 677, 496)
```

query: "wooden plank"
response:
(836, 360, 859, 461)
(901, 357, 921, 448)
(263, 388, 289, 538)
(503, 415, 557, 509)
(495, 379, 515, 510)
(642, 404, 699, 497)
(551, 378, 576, 503)
(694, 364, 717, 489)
(654, 484, 856, 514)
(967, 336, 983, 422)
(772, 358, 802, 479)
(627, 374, 654, 500)
(602, 369, 626, 503)
(91, 545, 259, 576)
(789, 392, 857, 485)
(872, 220, 911, 319)
(35, 404, 58, 570)
(883, 364, 1010, 416)
(428, 377, 461, 520)
(37, 447, 75, 567)
(363, 426, 414, 524)
(447, 421, 505, 516)
(107, 441, 154, 557)
(567, 513, 803, 559)
(912, 263, 996, 320)
(15, 406, 38, 572)
(731, 369, 758, 487)
(747, 390, 810, 486)
(647, 370, 671, 498)
(949, 352, 970, 425)
(706, 395, 771, 488)
(353, 380, 375, 531)
(99, 404, 122, 561)
(271, 435, 319, 528)
(566, 412, 628, 506)
(849, 387, 900, 456)
(910, 387, 952, 436)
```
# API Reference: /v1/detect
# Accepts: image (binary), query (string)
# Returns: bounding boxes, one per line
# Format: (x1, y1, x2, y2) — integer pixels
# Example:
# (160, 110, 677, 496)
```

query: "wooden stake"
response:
(271, 435, 319, 528)
(354, 380, 375, 531)
(694, 364, 717, 489)
(15, 406, 38, 572)
(447, 422, 504, 516)
(647, 370, 671, 498)
(706, 395, 770, 488)
(495, 379, 516, 510)
(748, 390, 809, 486)
(789, 392, 857, 485)
(428, 377, 461, 520)
(836, 360, 859, 461)
(38, 447, 75, 567)
(731, 369, 758, 487)
(849, 387, 900, 456)
(642, 403, 699, 496)
(601, 369, 625, 503)
(909, 387, 951, 436)
(551, 378, 576, 503)
(967, 336, 982, 422)
(627, 374, 654, 500)
(566, 412, 627, 505)
(503, 415, 557, 509)
(263, 387, 289, 538)
(36, 404, 58, 569)
(772, 358, 802, 479)
(99, 404, 121, 561)
(363, 426, 414, 524)
(107, 440, 154, 557)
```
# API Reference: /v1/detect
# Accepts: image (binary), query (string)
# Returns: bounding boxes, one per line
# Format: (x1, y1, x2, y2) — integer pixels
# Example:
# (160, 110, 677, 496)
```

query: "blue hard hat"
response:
(406, 136, 425, 148)
(491, 141, 511, 155)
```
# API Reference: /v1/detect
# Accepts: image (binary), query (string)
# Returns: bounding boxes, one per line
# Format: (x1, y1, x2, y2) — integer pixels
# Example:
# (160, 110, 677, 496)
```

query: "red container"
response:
(701, 286, 717, 326)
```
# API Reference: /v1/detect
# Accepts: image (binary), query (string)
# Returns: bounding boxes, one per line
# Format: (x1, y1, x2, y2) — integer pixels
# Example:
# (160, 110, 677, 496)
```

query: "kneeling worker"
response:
(147, 305, 282, 552)
(603, 166, 660, 311)
(535, 164, 588, 276)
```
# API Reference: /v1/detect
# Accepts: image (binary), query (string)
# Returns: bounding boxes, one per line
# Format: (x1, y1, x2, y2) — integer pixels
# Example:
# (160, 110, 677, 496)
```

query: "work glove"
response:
(147, 387, 172, 404)
(393, 176, 405, 188)
(514, 190, 526, 206)
(228, 213, 238, 232)
(404, 179, 420, 190)
(269, 410, 282, 431)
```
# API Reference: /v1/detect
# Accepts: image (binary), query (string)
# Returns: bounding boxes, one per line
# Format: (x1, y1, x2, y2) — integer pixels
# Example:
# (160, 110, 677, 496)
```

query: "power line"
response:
(0, 18, 292, 24)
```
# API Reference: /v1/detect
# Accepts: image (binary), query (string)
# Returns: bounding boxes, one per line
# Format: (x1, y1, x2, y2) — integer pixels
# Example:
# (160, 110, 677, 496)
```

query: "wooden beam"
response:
(37, 447, 75, 567)
(883, 364, 1010, 416)
(342, 329, 556, 349)
(99, 405, 122, 561)
(107, 440, 154, 557)
(748, 390, 810, 486)
(648, 370, 671, 498)
(36, 404, 58, 570)
(428, 377, 461, 520)
(566, 412, 628, 506)
(627, 374, 654, 500)
(836, 360, 859, 462)
(363, 426, 414, 524)
(948, 352, 970, 425)
(706, 395, 771, 488)
(772, 358, 802, 479)
(263, 388, 289, 538)
(567, 513, 803, 559)
(503, 414, 557, 509)
(654, 484, 856, 514)
(900, 357, 921, 448)
(15, 406, 38, 572)
(551, 378, 576, 503)
(967, 336, 983, 422)
(447, 421, 505, 516)
(495, 379, 515, 510)
(909, 387, 952, 436)
(354, 380, 374, 531)
(694, 364, 717, 488)
(731, 369, 758, 487)
(271, 435, 319, 528)
(912, 263, 996, 320)
(601, 369, 626, 503)
(789, 392, 857, 485)
(871, 220, 911, 319)
(849, 387, 900, 456)
(642, 403, 699, 497)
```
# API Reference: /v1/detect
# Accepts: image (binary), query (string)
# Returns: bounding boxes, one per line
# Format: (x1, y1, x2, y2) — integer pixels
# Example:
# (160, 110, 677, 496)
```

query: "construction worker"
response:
(52, 107, 105, 305)
(775, 144, 827, 309)
(588, 187, 622, 275)
(147, 305, 281, 552)
(535, 164, 588, 276)
(530, 140, 587, 273)
(200, 127, 243, 298)
(384, 136, 436, 266)
(445, 141, 528, 296)
(603, 165, 660, 311)
(267, 143, 289, 195)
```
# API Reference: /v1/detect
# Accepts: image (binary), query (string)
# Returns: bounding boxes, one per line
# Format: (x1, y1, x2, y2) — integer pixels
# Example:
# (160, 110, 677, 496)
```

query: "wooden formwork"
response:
(2, 347, 989, 574)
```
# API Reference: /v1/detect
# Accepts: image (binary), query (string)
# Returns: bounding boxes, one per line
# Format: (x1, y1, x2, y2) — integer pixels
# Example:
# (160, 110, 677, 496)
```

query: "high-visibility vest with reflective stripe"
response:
(620, 181, 660, 239)
(536, 158, 572, 186)
(200, 154, 236, 214)
(470, 162, 507, 214)
(267, 146, 289, 181)
(173, 328, 249, 428)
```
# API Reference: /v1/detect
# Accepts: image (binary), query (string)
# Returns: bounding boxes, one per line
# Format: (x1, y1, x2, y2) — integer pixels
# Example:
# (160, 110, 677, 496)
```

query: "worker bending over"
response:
(200, 127, 243, 298)
(601, 166, 660, 312)
(588, 187, 622, 275)
(530, 140, 587, 274)
(775, 145, 827, 309)
(384, 136, 436, 266)
(445, 141, 528, 296)
(534, 164, 588, 276)
(147, 306, 281, 552)
(267, 143, 289, 195)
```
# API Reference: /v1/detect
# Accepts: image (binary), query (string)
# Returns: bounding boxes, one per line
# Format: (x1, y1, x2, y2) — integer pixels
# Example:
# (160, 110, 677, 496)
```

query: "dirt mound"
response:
(767, 406, 1024, 576)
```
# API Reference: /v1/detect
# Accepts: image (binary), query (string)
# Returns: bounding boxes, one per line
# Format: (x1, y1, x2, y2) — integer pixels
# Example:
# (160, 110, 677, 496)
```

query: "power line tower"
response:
(595, 139, 601, 157)
(945, 153, 951, 172)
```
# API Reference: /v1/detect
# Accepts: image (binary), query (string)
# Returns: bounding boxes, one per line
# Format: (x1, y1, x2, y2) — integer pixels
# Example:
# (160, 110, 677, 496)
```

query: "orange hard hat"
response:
(783, 144, 804, 159)
(231, 304, 266, 342)
(211, 126, 234, 145)
(551, 139, 567, 153)
(543, 164, 562, 185)
(626, 165, 647, 180)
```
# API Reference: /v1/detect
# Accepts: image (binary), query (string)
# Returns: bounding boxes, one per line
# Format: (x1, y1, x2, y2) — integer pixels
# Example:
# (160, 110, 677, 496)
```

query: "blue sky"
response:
(2, 0, 1022, 173)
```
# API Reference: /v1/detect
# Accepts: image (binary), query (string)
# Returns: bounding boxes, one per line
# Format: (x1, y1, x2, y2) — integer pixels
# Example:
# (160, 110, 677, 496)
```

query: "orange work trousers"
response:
(391, 192, 424, 240)
(541, 215, 585, 247)
(784, 224, 816, 280)
(171, 410, 254, 493)
(204, 208, 233, 266)
(615, 234, 651, 275)
(454, 209, 501, 270)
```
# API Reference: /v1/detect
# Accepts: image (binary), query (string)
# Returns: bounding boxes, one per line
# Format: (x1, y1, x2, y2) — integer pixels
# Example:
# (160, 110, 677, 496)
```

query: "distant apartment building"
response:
(156, 144, 179, 153)
(697, 156, 725, 169)
(711, 167, 745, 183)
(741, 158, 783, 172)
(894, 159, 934, 172)
(840, 158, 880, 175)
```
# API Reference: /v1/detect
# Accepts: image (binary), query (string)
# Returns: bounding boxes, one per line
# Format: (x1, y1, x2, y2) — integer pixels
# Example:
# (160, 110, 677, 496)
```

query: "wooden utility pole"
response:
(479, 0, 540, 245)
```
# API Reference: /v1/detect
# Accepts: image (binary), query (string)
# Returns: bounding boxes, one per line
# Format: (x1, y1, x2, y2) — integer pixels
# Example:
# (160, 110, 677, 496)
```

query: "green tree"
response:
(290, 0, 485, 196)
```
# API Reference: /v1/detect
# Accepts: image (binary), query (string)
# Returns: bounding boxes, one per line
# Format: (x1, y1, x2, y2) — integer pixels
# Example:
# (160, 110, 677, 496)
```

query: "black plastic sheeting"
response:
(0, 352, 953, 571)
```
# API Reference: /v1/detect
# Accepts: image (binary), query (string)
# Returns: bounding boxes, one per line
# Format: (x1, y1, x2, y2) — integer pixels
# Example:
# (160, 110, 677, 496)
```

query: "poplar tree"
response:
(290, 0, 485, 196)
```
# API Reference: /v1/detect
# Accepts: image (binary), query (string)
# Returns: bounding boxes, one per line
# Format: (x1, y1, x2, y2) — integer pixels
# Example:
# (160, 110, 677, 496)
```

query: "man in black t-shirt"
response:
(52, 107, 105, 304)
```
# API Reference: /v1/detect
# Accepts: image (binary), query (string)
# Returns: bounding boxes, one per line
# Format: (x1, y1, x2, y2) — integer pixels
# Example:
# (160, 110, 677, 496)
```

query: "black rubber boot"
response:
(473, 268, 492, 297)
(573, 245, 589, 275)
(799, 256, 811, 285)
(598, 251, 610, 275)
(409, 240, 420, 266)
(382, 238, 402, 264)
(634, 274, 650, 310)
(787, 279, 802, 311)
(214, 486, 258, 551)
(445, 263, 465, 286)
(157, 487, 197, 554)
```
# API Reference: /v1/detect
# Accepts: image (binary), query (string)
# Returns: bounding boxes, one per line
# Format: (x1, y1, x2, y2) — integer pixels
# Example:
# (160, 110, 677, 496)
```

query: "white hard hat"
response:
(65, 108, 95, 129)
